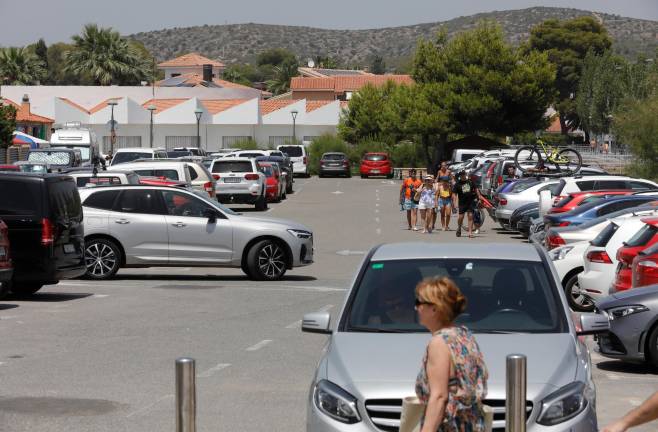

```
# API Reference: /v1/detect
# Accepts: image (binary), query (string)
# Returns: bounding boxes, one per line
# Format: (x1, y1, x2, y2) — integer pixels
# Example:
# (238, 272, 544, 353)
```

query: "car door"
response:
(160, 189, 233, 264)
(108, 189, 169, 265)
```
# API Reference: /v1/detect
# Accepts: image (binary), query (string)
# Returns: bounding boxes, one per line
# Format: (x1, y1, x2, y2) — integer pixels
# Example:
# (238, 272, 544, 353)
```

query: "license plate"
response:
(224, 177, 241, 183)
(371, 169, 380, 173)
(64, 244, 75, 253)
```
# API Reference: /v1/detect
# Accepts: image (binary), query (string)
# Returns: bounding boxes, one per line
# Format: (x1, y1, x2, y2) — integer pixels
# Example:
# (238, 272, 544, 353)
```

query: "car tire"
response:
(255, 194, 268, 211)
(10, 282, 44, 296)
(387, 174, 394, 179)
(564, 272, 593, 312)
(361, 174, 366, 179)
(346, 171, 352, 178)
(646, 325, 658, 367)
(286, 183, 293, 194)
(247, 240, 288, 281)
(0, 281, 12, 300)
(84, 238, 122, 280)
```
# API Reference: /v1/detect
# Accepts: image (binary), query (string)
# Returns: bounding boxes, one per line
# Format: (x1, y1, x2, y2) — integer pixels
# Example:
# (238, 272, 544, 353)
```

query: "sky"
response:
(1, 0, 657, 46)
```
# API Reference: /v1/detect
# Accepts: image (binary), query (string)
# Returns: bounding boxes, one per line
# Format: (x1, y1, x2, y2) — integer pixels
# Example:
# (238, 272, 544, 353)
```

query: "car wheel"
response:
(84, 238, 121, 280)
(387, 174, 394, 179)
(255, 194, 268, 211)
(0, 280, 12, 299)
(10, 282, 44, 296)
(286, 184, 293, 194)
(347, 172, 352, 178)
(646, 325, 658, 367)
(247, 240, 288, 281)
(361, 174, 366, 179)
(281, 190, 287, 200)
(565, 273, 593, 312)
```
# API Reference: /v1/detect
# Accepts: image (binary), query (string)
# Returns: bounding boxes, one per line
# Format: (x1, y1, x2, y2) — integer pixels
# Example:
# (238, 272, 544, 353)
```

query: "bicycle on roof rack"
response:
(513, 139, 582, 177)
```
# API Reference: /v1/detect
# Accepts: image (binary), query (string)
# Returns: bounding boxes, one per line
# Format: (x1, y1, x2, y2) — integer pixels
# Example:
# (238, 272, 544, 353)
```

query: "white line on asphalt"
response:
(628, 398, 643, 407)
(376, 228, 382, 235)
(285, 320, 302, 329)
(93, 294, 109, 298)
(126, 394, 174, 418)
(0, 362, 5, 366)
(197, 363, 231, 378)
(375, 203, 379, 207)
(246, 340, 273, 351)
(375, 209, 380, 213)
(376, 189, 379, 193)
(605, 373, 621, 381)
(318, 304, 334, 312)
(0, 315, 20, 320)
(375, 217, 380, 223)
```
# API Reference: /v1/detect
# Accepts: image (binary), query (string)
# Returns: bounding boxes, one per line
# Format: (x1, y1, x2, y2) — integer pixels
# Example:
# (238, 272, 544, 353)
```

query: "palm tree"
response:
(64, 24, 149, 85)
(266, 59, 299, 95)
(0, 47, 46, 84)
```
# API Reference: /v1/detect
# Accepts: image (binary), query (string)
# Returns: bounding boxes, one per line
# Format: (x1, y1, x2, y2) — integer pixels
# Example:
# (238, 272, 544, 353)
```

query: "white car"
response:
(210, 158, 268, 211)
(127, 158, 217, 200)
(107, 161, 193, 185)
(110, 147, 168, 166)
(548, 241, 590, 312)
(277, 144, 308, 177)
(552, 175, 658, 204)
(68, 170, 140, 187)
(495, 180, 560, 227)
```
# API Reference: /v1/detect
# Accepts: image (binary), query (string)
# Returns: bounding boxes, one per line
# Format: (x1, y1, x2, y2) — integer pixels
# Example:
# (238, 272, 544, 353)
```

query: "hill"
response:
(129, 7, 658, 69)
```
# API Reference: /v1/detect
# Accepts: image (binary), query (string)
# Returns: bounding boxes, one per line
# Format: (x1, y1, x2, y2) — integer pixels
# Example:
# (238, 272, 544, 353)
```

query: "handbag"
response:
(399, 396, 423, 432)
(413, 187, 422, 203)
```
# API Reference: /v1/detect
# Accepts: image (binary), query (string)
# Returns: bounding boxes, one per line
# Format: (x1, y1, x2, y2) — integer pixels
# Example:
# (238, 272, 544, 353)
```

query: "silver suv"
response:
(211, 157, 268, 211)
(302, 242, 608, 432)
(78, 186, 313, 280)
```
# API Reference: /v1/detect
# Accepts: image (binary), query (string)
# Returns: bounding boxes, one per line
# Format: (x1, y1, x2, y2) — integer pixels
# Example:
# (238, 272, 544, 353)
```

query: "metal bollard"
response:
(505, 354, 527, 432)
(176, 357, 196, 432)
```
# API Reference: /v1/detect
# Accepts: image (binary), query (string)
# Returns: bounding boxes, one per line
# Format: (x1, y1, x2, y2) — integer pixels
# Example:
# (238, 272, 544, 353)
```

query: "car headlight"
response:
(288, 229, 312, 239)
(549, 246, 573, 261)
(537, 381, 591, 426)
(313, 380, 361, 424)
(607, 305, 649, 320)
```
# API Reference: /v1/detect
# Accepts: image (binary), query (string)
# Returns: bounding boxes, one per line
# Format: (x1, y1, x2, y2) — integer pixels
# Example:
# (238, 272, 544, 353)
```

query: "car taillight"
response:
(638, 260, 658, 274)
(617, 250, 633, 265)
(557, 221, 571, 227)
(203, 181, 214, 196)
(547, 233, 565, 249)
(245, 173, 259, 180)
(41, 218, 54, 246)
(343, 161, 349, 166)
(303, 156, 307, 165)
(212, 174, 220, 180)
(587, 251, 612, 264)
(499, 198, 507, 206)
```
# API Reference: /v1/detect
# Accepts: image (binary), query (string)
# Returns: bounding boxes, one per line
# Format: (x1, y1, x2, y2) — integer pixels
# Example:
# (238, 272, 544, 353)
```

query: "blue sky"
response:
(1, 0, 657, 46)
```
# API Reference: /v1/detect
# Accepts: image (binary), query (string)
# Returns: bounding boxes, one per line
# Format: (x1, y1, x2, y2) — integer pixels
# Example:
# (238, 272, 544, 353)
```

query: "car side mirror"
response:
(576, 312, 609, 336)
(301, 311, 331, 334)
(204, 209, 217, 223)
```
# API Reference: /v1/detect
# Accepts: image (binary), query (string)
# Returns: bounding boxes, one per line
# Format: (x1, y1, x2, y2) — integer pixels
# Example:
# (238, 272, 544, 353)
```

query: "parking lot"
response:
(1, 176, 657, 432)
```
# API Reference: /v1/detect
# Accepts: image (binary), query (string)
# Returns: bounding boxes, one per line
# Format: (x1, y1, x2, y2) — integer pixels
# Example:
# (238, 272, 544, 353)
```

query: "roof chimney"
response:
(202, 64, 213, 82)
(21, 94, 30, 113)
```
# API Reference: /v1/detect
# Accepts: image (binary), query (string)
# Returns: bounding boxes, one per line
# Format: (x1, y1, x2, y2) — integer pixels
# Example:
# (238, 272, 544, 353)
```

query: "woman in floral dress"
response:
(414, 276, 488, 431)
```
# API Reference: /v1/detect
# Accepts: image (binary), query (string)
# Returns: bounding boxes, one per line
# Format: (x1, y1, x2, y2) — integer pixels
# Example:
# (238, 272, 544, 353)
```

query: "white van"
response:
(50, 122, 100, 166)
(110, 147, 168, 166)
(277, 144, 308, 177)
(450, 148, 485, 164)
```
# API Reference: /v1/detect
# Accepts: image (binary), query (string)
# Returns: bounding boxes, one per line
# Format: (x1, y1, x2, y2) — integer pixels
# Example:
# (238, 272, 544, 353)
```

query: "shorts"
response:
(438, 197, 452, 208)
(418, 199, 435, 210)
(458, 200, 477, 214)
(403, 199, 418, 210)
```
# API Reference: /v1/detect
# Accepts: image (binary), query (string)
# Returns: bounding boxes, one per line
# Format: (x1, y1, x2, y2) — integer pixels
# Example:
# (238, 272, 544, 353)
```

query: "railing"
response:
(392, 168, 428, 179)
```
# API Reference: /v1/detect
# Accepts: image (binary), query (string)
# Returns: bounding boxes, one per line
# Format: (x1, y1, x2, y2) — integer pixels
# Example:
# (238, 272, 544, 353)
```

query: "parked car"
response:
(227, 150, 270, 159)
(107, 161, 193, 185)
(167, 150, 193, 158)
(360, 152, 393, 179)
(255, 156, 294, 194)
(173, 147, 206, 157)
(0, 164, 20, 172)
(469, 161, 492, 191)
(632, 242, 658, 289)
(110, 147, 168, 166)
(612, 217, 658, 294)
(302, 242, 607, 432)
(0, 219, 12, 299)
(210, 158, 268, 210)
(79, 185, 313, 280)
(134, 159, 217, 199)
(258, 161, 285, 202)
(277, 144, 309, 177)
(319, 152, 351, 178)
(509, 203, 539, 237)
(596, 284, 658, 366)
(68, 169, 141, 187)
(0, 173, 86, 295)
(27, 148, 82, 170)
(549, 190, 633, 214)
(549, 241, 591, 312)
(495, 180, 560, 228)
(552, 176, 658, 204)
(451, 148, 485, 163)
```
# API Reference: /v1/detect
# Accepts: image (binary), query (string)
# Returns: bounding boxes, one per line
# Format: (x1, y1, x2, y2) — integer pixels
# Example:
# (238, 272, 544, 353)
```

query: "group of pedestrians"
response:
(399, 163, 484, 238)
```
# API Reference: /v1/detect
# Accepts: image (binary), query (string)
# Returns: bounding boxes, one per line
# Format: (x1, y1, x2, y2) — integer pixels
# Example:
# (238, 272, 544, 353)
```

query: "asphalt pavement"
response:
(0, 176, 656, 431)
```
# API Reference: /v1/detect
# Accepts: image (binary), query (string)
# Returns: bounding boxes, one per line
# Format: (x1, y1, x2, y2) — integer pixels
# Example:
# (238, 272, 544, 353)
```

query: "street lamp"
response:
(194, 108, 203, 149)
(290, 109, 298, 144)
(108, 100, 118, 155)
(147, 105, 156, 148)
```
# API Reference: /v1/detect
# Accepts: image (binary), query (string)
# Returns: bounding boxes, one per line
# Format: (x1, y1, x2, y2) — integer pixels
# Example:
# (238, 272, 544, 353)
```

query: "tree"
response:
(313, 55, 338, 69)
(64, 24, 150, 85)
(0, 104, 17, 149)
(370, 55, 386, 74)
(0, 47, 46, 84)
(32, 38, 48, 70)
(614, 91, 658, 179)
(266, 57, 299, 95)
(338, 82, 397, 144)
(527, 17, 612, 134)
(46, 42, 86, 84)
(256, 48, 296, 67)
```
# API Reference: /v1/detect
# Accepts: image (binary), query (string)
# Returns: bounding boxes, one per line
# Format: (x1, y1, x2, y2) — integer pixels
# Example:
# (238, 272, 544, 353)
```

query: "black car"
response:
(319, 152, 351, 178)
(515, 205, 541, 238)
(0, 218, 12, 298)
(0, 173, 86, 295)
(255, 156, 294, 194)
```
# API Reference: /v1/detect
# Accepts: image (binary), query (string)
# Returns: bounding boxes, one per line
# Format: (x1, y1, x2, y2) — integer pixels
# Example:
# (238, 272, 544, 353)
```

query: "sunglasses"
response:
(415, 298, 432, 307)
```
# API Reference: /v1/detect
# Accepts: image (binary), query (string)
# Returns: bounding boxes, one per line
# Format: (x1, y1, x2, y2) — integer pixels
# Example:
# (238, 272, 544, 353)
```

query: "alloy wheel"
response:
(85, 242, 118, 278)
(257, 243, 286, 278)
(568, 279, 594, 311)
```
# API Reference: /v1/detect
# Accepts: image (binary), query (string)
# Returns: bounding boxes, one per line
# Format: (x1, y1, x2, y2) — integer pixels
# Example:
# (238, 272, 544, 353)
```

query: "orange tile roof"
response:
(306, 100, 333, 112)
(290, 77, 335, 90)
(291, 75, 413, 94)
(158, 53, 224, 68)
(89, 98, 122, 114)
(259, 99, 296, 115)
(59, 97, 90, 113)
(545, 116, 562, 133)
(15, 101, 53, 124)
(142, 99, 187, 114)
(200, 99, 250, 115)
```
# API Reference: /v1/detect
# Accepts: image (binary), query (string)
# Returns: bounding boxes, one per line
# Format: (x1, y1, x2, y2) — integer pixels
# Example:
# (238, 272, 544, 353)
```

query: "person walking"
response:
(414, 276, 488, 432)
(436, 175, 453, 231)
(602, 391, 658, 432)
(437, 161, 452, 182)
(418, 175, 437, 234)
(452, 170, 483, 238)
(400, 169, 422, 231)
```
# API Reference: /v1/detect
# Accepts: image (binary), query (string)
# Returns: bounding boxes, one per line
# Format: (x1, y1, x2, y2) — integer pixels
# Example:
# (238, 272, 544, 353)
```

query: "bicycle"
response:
(513, 139, 582, 176)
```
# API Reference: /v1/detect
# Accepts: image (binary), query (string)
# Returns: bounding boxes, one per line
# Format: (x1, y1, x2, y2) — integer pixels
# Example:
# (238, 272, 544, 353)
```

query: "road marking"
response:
(126, 394, 174, 418)
(197, 363, 231, 378)
(0, 315, 20, 320)
(376, 228, 382, 235)
(336, 250, 366, 256)
(285, 320, 302, 329)
(93, 294, 109, 298)
(375, 209, 380, 213)
(376, 189, 379, 193)
(605, 373, 621, 381)
(319, 304, 334, 312)
(246, 340, 273, 352)
(331, 191, 344, 195)
(375, 217, 380, 223)
(375, 203, 380, 207)
(376, 196, 380, 201)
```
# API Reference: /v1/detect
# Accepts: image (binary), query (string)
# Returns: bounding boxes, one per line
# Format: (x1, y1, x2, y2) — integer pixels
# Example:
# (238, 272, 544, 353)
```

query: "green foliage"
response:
(313, 55, 339, 69)
(0, 46, 46, 84)
(256, 48, 296, 67)
(389, 141, 425, 167)
(232, 138, 259, 150)
(222, 65, 256, 86)
(266, 57, 299, 95)
(370, 55, 386, 74)
(32, 38, 48, 70)
(338, 82, 399, 144)
(0, 104, 17, 149)
(307, 134, 350, 174)
(45, 42, 87, 84)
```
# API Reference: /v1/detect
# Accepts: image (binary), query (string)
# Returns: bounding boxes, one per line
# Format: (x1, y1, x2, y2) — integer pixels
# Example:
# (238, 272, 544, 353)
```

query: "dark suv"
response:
(0, 173, 86, 295)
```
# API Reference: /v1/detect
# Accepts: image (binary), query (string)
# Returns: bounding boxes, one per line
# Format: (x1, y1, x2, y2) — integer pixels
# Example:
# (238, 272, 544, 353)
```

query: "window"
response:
(597, 199, 651, 217)
(83, 190, 120, 210)
(111, 152, 152, 165)
(597, 180, 628, 190)
(0, 180, 42, 216)
(580, 196, 605, 205)
(364, 154, 387, 161)
(277, 145, 303, 157)
(115, 190, 163, 214)
(48, 179, 83, 223)
(576, 180, 596, 191)
(76, 176, 123, 187)
(188, 166, 199, 181)
(161, 190, 212, 218)
(627, 224, 658, 247)
(590, 222, 619, 247)
(222, 136, 252, 148)
(322, 153, 345, 161)
(628, 181, 658, 190)
(212, 161, 253, 173)
(133, 169, 180, 180)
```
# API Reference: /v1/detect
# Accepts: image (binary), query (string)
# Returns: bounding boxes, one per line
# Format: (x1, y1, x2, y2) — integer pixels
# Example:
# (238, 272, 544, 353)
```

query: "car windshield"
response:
(344, 258, 567, 334)
(28, 151, 71, 165)
(112, 152, 151, 165)
(364, 154, 387, 161)
(52, 145, 90, 161)
(212, 161, 253, 173)
(278, 146, 303, 157)
(323, 154, 345, 160)
(626, 224, 658, 247)
(259, 164, 274, 176)
(510, 180, 539, 193)
(168, 151, 191, 158)
(590, 222, 619, 247)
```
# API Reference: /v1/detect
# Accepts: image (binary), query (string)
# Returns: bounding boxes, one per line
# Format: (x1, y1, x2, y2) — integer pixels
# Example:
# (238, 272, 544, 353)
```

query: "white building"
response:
(1, 86, 340, 153)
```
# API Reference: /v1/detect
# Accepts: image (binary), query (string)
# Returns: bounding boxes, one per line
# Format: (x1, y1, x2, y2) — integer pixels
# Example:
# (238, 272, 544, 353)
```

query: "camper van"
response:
(49, 122, 101, 167)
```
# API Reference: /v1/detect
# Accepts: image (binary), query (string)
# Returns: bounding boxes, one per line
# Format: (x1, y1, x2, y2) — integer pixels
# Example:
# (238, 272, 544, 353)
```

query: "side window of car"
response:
(597, 180, 628, 190)
(576, 180, 595, 191)
(628, 181, 658, 190)
(161, 190, 213, 218)
(114, 190, 164, 215)
(188, 166, 198, 181)
(83, 190, 120, 210)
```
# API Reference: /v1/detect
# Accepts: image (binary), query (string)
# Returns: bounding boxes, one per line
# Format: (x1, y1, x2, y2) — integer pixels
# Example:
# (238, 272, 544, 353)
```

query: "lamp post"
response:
(194, 108, 203, 149)
(108, 100, 118, 155)
(290, 109, 298, 144)
(147, 105, 156, 148)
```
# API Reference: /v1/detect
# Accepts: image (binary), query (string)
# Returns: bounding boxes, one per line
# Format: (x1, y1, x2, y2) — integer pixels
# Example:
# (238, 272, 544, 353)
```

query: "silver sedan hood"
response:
(230, 214, 312, 232)
(326, 332, 578, 401)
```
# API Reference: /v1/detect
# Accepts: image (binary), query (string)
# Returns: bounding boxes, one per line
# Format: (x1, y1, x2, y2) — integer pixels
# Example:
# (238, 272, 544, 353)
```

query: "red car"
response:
(0, 165, 20, 172)
(612, 217, 658, 293)
(139, 176, 188, 187)
(0, 219, 13, 299)
(258, 162, 284, 202)
(631, 242, 658, 288)
(549, 190, 633, 214)
(360, 153, 393, 178)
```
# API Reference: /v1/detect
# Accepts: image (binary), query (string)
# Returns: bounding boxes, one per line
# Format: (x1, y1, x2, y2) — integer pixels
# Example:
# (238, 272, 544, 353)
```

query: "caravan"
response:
(50, 122, 101, 167)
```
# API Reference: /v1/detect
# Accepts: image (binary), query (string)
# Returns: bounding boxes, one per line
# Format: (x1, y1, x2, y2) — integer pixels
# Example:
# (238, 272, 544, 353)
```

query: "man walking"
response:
(452, 170, 483, 238)
(400, 169, 422, 231)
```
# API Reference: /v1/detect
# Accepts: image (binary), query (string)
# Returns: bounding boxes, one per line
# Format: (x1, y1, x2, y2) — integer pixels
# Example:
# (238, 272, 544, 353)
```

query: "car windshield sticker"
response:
(372, 263, 384, 270)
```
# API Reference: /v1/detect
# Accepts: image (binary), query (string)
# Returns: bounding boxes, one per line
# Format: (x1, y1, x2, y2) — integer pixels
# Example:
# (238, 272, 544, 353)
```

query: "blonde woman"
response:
(417, 175, 437, 234)
(415, 277, 488, 431)
(436, 175, 453, 231)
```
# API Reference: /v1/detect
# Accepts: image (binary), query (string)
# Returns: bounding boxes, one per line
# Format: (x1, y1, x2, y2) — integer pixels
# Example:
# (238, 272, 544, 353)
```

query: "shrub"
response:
(307, 134, 350, 174)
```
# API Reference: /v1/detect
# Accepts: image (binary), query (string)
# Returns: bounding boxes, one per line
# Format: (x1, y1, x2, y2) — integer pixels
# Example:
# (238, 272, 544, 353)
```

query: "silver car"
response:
(495, 180, 560, 228)
(303, 242, 608, 432)
(78, 185, 313, 280)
